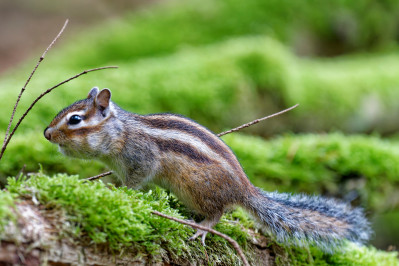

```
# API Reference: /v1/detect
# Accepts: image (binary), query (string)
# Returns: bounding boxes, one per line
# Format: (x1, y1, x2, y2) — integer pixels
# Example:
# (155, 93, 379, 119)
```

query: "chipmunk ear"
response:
(87, 87, 99, 99)
(95, 89, 111, 112)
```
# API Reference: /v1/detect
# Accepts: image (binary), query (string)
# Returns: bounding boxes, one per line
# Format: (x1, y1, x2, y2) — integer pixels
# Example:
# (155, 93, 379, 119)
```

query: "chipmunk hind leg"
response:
(189, 212, 223, 246)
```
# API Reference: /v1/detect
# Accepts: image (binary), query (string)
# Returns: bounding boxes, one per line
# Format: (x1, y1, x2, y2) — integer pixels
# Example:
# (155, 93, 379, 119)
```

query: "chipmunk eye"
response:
(68, 115, 82, 125)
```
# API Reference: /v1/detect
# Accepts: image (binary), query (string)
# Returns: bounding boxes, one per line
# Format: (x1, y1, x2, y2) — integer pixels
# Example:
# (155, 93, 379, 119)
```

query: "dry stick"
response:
(85, 171, 113, 181)
(2, 19, 69, 151)
(152, 210, 250, 266)
(217, 104, 299, 137)
(0, 66, 118, 161)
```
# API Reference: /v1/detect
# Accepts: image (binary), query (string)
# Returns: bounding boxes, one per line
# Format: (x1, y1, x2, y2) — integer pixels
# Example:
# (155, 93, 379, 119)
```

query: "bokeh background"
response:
(1, 0, 399, 251)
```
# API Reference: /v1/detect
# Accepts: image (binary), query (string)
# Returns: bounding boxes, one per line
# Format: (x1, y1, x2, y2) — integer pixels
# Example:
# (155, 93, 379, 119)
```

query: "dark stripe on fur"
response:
(149, 136, 215, 164)
(138, 114, 241, 171)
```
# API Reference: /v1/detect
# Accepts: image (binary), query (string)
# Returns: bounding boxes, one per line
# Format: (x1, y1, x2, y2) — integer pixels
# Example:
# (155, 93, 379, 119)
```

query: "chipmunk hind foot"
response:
(188, 212, 223, 246)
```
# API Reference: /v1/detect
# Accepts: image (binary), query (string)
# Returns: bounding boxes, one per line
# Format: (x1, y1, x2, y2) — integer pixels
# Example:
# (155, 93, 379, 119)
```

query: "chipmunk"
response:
(44, 87, 371, 252)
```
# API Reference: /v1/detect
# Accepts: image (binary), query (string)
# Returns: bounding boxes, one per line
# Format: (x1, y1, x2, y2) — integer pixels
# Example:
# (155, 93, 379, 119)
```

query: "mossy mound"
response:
(1, 174, 397, 265)
(2, 36, 399, 136)
(4, 174, 248, 264)
(223, 133, 399, 211)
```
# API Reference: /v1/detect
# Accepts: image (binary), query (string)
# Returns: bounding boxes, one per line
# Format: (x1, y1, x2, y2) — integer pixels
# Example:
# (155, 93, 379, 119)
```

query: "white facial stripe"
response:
(63, 111, 88, 130)
(66, 106, 117, 131)
(54, 110, 86, 129)
(66, 110, 86, 121)
(54, 102, 116, 130)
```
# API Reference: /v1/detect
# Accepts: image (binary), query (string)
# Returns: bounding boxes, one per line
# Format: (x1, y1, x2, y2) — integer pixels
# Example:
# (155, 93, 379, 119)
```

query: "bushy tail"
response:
(246, 189, 371, 252)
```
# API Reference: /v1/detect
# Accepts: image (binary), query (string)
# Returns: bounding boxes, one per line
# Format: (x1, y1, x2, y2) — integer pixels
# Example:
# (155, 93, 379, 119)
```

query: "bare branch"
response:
(217, 104, 299, 137)
(151, 210, 250, 266)
(85, 171, 113, 181)
(0, 66, 118, 161)
(2, 19, 69, 152)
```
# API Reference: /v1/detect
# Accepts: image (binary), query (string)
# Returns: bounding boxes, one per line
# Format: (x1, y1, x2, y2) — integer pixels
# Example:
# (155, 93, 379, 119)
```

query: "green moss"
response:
(278, 243, 399, 266)
(222, 133, 399, 211)
(1, 174, 397, 264)
(42, 0, 399, 69)
(0, 191, 16, 235)
(0, 36, 294, 135)
(325, 243, 399, 266)
(3, 36, 399, 140)
(5, 174, 251, 264)
(291, 51, 399, 133)
(1, 0, 399, 137)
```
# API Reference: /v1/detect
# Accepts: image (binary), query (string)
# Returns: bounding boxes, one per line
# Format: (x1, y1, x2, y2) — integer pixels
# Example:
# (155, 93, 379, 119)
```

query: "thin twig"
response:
(217, 104, 299, 137)
(86, 171, 113, 181)
(151, 210, 250, 266)
(0, 66, 118, 161)
(2, 19, 69, 152)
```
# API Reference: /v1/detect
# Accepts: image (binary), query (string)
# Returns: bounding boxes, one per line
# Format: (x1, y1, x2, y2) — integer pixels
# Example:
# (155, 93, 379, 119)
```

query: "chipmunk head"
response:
(44, 87, 115, 158)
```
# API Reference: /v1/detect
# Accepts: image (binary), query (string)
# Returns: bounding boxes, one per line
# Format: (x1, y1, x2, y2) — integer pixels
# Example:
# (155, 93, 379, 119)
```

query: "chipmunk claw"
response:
(188, 214, 222, 246)
(189, 229, 208, 246)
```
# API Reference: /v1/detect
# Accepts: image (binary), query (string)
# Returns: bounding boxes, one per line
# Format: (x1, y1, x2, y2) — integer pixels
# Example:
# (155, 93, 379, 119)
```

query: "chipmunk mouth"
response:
(58, 144, 71, 157)
(58, 143, 70, 151)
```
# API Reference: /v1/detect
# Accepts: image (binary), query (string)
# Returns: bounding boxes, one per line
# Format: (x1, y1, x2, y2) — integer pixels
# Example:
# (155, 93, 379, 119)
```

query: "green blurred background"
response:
(1, 0, 399, 251)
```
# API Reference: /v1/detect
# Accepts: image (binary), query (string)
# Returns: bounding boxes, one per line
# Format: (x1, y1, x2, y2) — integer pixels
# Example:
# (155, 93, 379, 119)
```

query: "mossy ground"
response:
(4, 174, 248, 264)
(1, 173, 398, 265)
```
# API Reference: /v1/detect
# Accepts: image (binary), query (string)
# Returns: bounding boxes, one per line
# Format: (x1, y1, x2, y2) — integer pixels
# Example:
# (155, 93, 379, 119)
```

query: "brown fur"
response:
(44, 88, 371, 251)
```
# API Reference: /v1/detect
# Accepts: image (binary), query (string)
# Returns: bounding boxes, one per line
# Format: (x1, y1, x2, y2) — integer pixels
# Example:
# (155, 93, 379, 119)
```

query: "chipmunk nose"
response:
(44, 127, 52, 140)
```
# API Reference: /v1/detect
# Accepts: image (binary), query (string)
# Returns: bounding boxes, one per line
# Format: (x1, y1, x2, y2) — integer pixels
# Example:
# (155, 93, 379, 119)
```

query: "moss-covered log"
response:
(0, 174, 397, 265)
